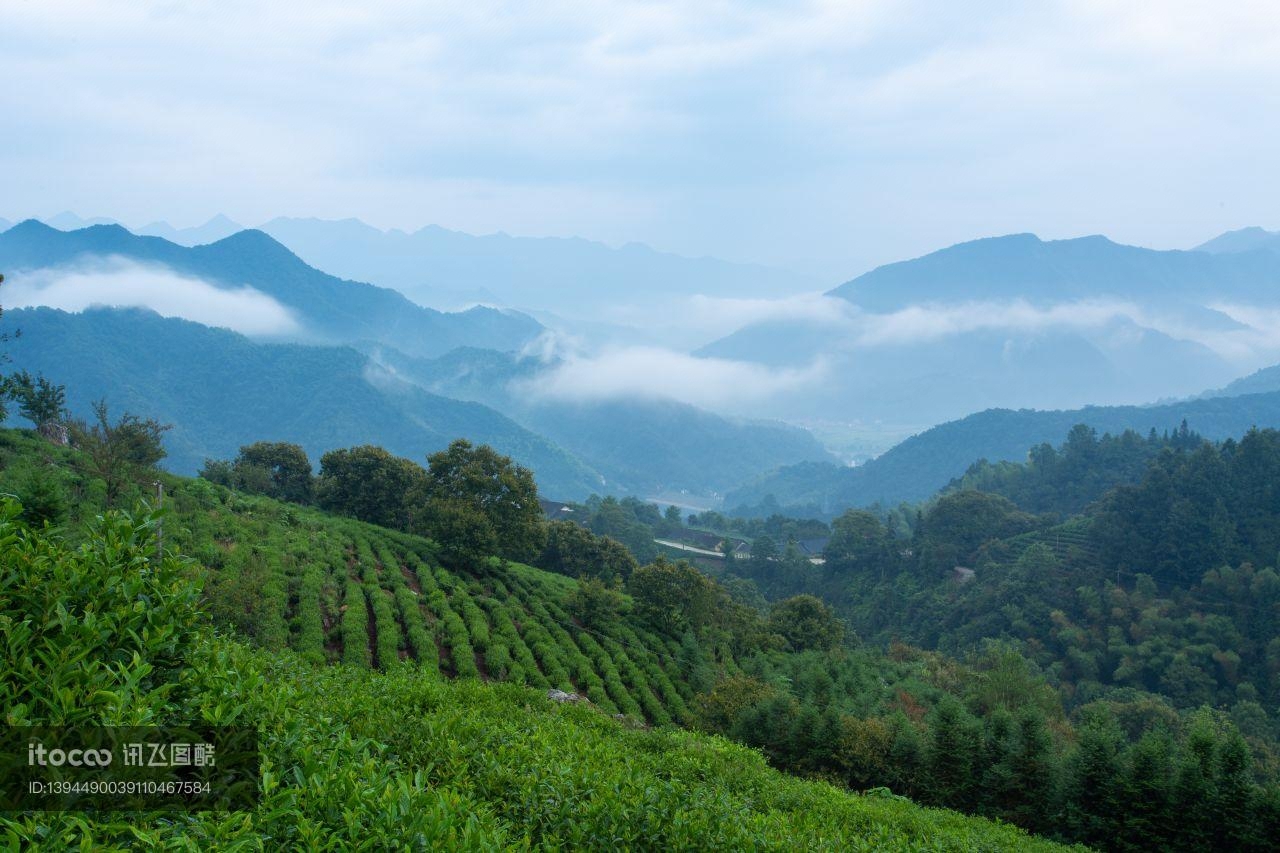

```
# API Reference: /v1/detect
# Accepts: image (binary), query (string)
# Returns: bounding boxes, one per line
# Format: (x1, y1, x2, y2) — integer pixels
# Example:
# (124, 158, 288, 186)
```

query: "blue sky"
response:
(3, 1, 1279, 280)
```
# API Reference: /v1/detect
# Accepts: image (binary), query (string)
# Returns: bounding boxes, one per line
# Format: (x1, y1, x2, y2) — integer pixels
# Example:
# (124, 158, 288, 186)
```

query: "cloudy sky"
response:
(3, 1, 1279, 280)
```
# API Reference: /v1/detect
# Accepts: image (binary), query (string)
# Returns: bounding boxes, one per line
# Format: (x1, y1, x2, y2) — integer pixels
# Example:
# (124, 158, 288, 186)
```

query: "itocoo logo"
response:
(27, 741, 113, 767)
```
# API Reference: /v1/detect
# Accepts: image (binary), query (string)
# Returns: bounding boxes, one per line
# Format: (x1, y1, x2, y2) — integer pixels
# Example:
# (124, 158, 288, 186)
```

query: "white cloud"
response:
(4, 1, 1279, 277)
(851, 299, 1133, 346)
(511, 291, 1280, 412)
(844, 299, 1280, 366)
(517, 345, 828, 409)
(599, 293, 853, 348)
(1200, 303, 1280, 364)
(5, 257, 302, 336)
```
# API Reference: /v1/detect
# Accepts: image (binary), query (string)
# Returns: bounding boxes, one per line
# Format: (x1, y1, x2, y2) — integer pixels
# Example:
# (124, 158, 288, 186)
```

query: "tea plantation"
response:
(0, 427, 1082, 850)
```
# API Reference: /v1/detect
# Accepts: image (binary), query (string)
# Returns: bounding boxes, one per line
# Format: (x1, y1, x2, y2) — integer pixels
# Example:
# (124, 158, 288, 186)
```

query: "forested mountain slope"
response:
(2, 307, 601, 497)
(726, 391, 1280, 517)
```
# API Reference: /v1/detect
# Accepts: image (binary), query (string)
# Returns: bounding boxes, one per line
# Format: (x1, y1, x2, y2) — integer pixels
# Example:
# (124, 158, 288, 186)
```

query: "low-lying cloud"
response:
(517, 294, 1280, 412)
(600, 293, 853, 349)
(850, 299, 1132, 346)
(851, 298, 1280, 366)
(517, 345, 827, 410)
(5, 257, 301, 336)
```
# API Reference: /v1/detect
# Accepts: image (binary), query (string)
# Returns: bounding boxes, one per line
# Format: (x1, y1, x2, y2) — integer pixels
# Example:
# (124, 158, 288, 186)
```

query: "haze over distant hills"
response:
(138, 214, 244, 246)
(9, 216, 1280, 507)
(255, 216, 819, 315)
(27, 212, 246, 246)
(700, 231, 1280, 426)
(1195, 226, 1280, 255)
(0, 220, 834, 499)
(1200, 363, 1280, 399)
(18, 212, 819, 319)
(828, 232, 1280, 310)
(0, 220, 543, 359)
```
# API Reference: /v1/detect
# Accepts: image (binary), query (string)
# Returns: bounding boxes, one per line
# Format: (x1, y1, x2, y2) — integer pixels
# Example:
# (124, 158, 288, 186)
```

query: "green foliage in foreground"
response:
(0, 504, 1081, 851)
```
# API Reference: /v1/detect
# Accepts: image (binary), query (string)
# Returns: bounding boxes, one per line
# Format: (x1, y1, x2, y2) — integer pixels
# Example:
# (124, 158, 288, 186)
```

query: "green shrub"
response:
(341, 576, 371, 668)
(0, 500, 202, 726)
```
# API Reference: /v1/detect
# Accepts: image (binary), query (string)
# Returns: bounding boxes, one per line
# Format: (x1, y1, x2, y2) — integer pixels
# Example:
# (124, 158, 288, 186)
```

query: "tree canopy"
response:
(316, 445, 426, 529)
(414, 439, 545, 565)
(767, 594, 845, 652)
(68, 400, 170, 506)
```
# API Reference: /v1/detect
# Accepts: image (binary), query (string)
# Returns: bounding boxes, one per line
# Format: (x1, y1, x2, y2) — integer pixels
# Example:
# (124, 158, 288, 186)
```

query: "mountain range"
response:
(21, 213, 818, 318)
(0, 220, 543, 359)
(254, 217, 819, 316)
(699, 232, 1280, 426)
(0, 221, 833, 499)
(138, 214, 244, 246)
(828, 232, 1280, 310)
(1195, 225, 1280, 255)
(9, 215, 1280, 512)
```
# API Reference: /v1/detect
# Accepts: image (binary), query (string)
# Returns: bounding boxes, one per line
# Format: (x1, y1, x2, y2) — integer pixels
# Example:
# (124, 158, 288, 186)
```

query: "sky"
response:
(3, 1, 1280, 280)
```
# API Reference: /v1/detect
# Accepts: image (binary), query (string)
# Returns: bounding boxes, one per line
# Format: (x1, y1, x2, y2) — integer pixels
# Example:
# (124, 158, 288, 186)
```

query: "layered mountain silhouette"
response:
(138, 214, 244, 246)
(1200, 362, 1280, 398)
(256, 216, 817, 314)
(0, 220, 834, 498)
(828, 232, 1280, 310)
(1195, 226, 1280, 255)
(699, 232, 1280, 425)
(0, 220, 543, 358)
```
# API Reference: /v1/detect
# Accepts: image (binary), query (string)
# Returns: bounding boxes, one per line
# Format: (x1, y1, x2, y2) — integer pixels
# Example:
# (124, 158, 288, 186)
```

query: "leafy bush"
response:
(0, 500, 201, 726)
(341, 576, 371, 668)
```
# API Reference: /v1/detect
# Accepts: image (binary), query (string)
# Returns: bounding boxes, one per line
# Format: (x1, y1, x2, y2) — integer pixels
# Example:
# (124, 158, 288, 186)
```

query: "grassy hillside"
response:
(0, 432, 1079, 850)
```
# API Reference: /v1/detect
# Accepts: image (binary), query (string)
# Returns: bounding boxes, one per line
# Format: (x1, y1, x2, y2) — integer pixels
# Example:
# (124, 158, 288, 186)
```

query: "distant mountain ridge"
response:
(0, 220, 543, 358)
(10, 213, 817, 321)
(15, 212, 246, 246)
(725, 391, 1280, 517)
(828, 232, 1280, 311)
(255, 216, 818, 313)
(696, 230, 1280, 426)
(1195, 226, 1280, 255)
(139, 214, 244, 246)
(1199, 362, 1280, 399)
(0, 220, 834, 499)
